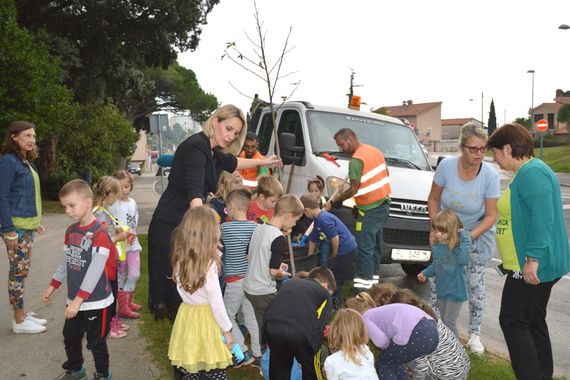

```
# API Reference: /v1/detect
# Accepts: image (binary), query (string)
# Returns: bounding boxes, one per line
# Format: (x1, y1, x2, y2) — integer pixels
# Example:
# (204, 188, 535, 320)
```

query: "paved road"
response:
(0, 174, 160, 380)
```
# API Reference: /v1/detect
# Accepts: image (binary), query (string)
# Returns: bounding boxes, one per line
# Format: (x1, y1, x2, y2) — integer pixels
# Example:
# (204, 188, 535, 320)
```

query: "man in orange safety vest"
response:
(238, 132, 269, 188)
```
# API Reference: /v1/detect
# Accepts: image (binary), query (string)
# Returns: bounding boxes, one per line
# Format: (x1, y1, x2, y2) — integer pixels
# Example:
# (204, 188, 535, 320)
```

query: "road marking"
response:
(563, 204, 570, 210)
(490, 257, 570, 280)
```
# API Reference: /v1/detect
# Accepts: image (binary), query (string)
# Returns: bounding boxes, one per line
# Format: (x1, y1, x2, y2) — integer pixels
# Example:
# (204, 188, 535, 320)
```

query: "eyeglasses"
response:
(462, 144, 487, 154)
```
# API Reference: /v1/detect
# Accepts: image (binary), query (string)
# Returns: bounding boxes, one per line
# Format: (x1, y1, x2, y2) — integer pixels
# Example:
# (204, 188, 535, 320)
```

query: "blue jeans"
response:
(318, 240, 330, 268)
(354, 202, 390, 290)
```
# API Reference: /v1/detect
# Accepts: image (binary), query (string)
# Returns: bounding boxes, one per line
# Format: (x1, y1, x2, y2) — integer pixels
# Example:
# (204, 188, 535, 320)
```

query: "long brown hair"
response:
(345, 292, 376, 314)
(328, 308, 369, 366)
(92, 176, 121, 207)
(388, 288, 437, 320)
(1, 121, 37, 161)
(368, 282, 398, 306)
(171, 206, 221, 294)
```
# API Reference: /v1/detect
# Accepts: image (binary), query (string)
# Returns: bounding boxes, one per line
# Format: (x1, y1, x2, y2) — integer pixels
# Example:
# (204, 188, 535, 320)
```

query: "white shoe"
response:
(468, 333, 485, 354)
(12, 318, 47, 334)
(26, 312, 48, 326)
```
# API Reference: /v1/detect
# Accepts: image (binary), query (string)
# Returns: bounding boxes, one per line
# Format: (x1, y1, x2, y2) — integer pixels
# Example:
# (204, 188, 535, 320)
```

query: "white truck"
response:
(250, 101, 434, 276)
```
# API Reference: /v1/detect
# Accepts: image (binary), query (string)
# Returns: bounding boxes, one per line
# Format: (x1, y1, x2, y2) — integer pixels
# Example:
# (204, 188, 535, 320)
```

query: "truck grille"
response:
(389, 198, 430, 220)
(384, 228, 429, 246)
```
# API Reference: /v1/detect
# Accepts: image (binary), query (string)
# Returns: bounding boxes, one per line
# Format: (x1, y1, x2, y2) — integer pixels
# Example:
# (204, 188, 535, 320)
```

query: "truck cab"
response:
(252, 101, 433, 276)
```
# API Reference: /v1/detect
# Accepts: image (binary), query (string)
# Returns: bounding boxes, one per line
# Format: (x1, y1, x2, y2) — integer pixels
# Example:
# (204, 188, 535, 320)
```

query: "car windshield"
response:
(307, 110, 431, 171)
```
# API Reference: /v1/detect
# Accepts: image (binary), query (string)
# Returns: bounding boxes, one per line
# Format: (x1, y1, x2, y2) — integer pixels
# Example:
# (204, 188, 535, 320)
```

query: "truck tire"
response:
(400, 263, 425, 277)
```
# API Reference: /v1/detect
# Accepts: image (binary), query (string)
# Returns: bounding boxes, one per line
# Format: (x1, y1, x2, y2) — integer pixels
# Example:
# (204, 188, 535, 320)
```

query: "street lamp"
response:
(559, 24, 570, 30)
(527, 70, 535, 130)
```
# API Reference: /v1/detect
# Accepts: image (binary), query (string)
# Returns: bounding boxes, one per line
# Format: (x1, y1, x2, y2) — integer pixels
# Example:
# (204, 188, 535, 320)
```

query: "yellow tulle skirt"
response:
(168, 303, 233, 373)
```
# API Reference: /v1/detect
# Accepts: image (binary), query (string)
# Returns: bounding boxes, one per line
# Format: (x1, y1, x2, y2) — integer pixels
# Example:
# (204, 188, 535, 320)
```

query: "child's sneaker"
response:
(251, 356, 262, 368)
(92, 371, 112, 379)
(59, 366, 87, 380)
(116, 317, 130, 331)
(232, 350, 255, 368)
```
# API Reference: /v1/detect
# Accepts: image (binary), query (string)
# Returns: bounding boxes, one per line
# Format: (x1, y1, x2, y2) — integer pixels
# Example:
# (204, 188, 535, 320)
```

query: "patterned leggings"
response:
(3, 229, 34, 310)
(174, 366, 227, 380)
(430, 228, 494, 336)
(117, 250, 141, 292)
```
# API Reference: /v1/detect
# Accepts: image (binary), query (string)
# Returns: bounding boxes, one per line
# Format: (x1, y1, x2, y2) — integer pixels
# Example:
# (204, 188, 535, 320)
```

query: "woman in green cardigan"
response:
(487, 123, 569, 380)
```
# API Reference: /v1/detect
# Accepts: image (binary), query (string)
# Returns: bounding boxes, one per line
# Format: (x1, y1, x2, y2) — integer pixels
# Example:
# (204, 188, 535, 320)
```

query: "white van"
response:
(251, 101, 434, 276)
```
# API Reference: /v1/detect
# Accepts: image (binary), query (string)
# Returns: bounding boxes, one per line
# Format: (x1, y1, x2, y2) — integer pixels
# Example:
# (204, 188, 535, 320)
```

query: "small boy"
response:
(243, 194, 304, 343)
(300, 192, 357, 307)
(247, 175, 284, 224)
(263, 267, 335, 380)
(221, 188, 261, 366)
(42, 179, 114, 380)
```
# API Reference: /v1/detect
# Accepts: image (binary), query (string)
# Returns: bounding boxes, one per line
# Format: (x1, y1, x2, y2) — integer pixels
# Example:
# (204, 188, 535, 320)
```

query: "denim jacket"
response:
(0, 153, 38, 233)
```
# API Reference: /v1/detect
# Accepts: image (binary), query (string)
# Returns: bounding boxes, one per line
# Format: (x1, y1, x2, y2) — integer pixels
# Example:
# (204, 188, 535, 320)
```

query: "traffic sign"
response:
(536, 119, 548, 132)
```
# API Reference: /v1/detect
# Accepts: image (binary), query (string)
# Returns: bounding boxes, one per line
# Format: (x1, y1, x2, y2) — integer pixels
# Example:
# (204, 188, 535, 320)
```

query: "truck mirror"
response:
(279, 132, 305, 165)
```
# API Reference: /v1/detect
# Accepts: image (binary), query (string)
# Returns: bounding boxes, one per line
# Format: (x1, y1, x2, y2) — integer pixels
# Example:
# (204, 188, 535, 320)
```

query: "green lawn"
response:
(42, 199, 65, 214)
(136, 235, 566, 380)
(539, 145, 570, 173)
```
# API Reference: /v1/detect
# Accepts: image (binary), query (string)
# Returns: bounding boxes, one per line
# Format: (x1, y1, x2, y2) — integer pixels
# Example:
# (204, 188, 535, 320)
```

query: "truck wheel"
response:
(400, 263, 425, 277)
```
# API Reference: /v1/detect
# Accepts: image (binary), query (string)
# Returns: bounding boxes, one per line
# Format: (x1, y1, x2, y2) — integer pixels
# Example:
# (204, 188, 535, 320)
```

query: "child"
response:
(386, 288, 471, 380)
(109, 170, 141, 319)
(221, 188, 261, 366)
(324, 308, 378, 380)
(263, 267, 336, 380)
(417, 208, 470, 337)
(93, 176, 129, 338)
(168, 206, 233, 380)
(307, 175, 327, 207)
(247, 175, 284, 224)
(300, 192, 357, 307)
(243, 194, 304, 342)
(368, 282, 398, 307)
(346, 293, 439, 380)
(42, 179, 114, 380)
(209, 171, 243, 223)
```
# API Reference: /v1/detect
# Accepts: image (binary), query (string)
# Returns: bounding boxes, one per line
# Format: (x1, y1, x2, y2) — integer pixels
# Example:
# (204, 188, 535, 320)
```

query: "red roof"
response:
(384, 102, 441, 117)
(441, 118, 473, 126)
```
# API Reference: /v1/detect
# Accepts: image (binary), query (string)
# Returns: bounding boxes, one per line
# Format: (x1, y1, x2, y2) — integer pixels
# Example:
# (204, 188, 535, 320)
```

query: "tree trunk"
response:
(38, 134, 58, 176)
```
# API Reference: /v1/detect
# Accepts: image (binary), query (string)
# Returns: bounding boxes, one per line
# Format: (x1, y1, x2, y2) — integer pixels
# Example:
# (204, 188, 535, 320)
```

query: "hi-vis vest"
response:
(352, 144, 391, 206)
(238, 150, 265, 188)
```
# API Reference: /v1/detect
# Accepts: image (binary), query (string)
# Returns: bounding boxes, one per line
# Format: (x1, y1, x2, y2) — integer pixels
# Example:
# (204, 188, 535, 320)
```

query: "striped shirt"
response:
(221, 220, 257, 278)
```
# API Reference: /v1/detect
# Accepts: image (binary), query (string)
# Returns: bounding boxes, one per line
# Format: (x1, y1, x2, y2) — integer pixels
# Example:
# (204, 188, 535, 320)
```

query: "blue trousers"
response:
(354, 202, 389, 290)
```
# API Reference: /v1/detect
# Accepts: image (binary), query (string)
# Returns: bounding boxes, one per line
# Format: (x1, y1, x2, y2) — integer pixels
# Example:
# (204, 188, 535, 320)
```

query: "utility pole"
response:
(346, 69, 363, 107)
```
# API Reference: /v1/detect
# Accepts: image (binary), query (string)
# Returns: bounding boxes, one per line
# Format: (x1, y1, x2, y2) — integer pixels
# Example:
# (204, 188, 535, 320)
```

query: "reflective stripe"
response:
(355, 176, 391, 197)
(354, 278, 377, 286)
(373, 275, 379, 281)
(353, 283, 372, 290)
(360, 162, 387, 183)
(242, 179, 258, 188)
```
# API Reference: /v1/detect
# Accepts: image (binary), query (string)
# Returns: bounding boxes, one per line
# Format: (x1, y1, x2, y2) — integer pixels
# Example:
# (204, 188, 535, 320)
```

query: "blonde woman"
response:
(148, 105, 281, 320)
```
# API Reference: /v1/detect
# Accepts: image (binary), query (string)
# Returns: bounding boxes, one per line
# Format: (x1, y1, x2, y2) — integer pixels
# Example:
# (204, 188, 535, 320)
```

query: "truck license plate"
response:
(391, 249, 431, 262)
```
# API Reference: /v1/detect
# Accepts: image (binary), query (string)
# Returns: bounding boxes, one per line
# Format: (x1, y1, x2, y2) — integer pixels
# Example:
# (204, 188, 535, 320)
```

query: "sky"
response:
(179, 0, 570, 124)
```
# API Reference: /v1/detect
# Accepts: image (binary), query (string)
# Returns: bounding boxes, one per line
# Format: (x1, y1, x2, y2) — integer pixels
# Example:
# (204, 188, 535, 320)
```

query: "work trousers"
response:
(499, 271, 559, 380)
(354, 202, 389, 291)
(63, 307, 111, 375)
(265, 321, 323, 380)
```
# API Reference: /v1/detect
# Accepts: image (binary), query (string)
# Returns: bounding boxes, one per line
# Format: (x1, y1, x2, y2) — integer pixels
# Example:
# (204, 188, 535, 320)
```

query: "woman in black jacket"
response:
(148, 105, 280, 320)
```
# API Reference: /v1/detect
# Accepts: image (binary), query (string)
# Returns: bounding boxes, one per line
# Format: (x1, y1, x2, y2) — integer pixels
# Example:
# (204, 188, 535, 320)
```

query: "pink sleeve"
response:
(205, 262, 232, 333)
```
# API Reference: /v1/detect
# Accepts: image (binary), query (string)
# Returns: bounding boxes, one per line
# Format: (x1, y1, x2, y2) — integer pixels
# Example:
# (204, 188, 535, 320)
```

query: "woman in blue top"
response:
(427, 123, 499, 354)
(488, 123, 569, 380)
(0, 121, 47, 334)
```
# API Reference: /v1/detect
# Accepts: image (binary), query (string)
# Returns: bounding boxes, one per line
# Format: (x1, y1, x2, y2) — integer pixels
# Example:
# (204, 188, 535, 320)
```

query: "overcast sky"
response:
(179, 0, 570, 124)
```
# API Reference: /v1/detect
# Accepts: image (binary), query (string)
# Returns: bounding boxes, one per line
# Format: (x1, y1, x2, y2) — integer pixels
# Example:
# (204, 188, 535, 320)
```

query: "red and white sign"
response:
(536, 119, 548, 132)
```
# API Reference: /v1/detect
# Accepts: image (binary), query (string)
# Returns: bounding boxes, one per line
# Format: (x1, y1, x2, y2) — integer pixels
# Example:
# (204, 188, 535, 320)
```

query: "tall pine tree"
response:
(488, 99, 497, 136)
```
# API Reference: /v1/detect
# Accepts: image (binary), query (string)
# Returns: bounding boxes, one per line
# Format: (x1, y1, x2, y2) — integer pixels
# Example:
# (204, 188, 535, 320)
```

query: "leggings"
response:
(117, 250, 141, 292)
(3, 228, 34, 310)
(174, 366, 227, 380)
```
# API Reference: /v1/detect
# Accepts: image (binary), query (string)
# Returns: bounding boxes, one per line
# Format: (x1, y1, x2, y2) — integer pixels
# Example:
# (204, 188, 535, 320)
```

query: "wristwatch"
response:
(525, 257, 540, 263)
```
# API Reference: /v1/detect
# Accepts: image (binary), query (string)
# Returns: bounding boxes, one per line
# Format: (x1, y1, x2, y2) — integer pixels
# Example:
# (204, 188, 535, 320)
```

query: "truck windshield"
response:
(307, 110, 431, 171)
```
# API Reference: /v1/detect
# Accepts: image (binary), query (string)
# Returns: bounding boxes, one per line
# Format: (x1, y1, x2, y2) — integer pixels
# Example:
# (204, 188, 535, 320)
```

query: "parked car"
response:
(127, 163, 141, 176)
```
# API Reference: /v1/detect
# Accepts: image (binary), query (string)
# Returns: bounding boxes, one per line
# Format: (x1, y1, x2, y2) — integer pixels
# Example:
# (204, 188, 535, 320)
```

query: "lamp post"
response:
(527, 70, 535, 130)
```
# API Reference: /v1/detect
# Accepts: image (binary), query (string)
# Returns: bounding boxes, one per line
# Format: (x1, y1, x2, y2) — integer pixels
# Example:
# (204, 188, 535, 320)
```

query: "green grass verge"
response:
(136, 235, 566, 380)
(42, 199, 65, 214)
(539, 145, 570, 173)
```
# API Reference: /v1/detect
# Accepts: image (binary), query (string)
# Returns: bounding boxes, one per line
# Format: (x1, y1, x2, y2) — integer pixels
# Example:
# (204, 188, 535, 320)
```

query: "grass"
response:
(538, 145, 570, 173)
(136, 235, 566, 380)
(42, 199, 65, 213)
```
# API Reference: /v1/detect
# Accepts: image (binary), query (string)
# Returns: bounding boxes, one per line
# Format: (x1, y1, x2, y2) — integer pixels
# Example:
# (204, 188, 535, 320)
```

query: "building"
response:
(531, 89, 570, 135)
(384, 101, 442, 143)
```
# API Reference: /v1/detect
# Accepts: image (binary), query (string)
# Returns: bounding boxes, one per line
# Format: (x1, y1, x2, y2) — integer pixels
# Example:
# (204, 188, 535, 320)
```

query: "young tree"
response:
(487, 99, 497, 136)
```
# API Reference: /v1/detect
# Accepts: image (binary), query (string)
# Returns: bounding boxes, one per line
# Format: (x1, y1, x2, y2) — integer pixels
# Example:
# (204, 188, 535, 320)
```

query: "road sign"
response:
(536, 119, 548, 132)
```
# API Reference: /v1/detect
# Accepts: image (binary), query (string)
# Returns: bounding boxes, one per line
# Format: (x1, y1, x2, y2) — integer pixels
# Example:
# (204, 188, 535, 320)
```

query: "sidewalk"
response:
(0, 173, 160, 380)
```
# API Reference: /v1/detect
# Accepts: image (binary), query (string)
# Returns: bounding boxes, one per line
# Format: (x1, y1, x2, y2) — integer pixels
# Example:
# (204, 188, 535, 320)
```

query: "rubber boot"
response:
(127, 291, 141, 312)
(118, 291, 140, 319)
